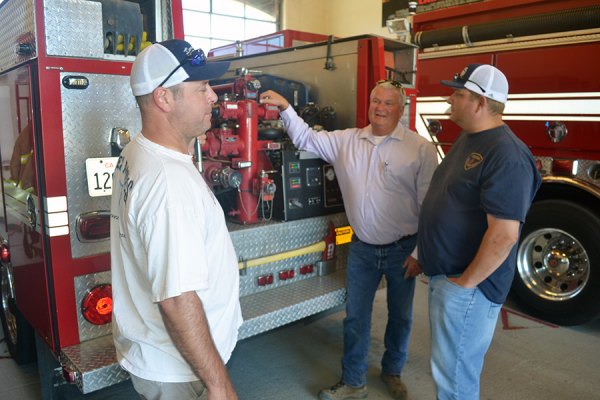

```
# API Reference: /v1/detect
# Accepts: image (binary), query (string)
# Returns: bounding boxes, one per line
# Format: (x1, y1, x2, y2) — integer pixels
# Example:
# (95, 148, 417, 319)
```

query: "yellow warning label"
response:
(335, 225, 353, 245)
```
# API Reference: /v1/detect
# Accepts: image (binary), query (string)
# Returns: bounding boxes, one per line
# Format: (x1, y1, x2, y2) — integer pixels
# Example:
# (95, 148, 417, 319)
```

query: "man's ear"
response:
(476, 95, 488, 113)
(153, 87, 173, 112)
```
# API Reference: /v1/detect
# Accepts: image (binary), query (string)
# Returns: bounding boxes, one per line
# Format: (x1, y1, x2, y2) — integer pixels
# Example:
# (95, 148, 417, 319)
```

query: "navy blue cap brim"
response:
(440, 79, 466, 89)
(183, 60, 230, 82)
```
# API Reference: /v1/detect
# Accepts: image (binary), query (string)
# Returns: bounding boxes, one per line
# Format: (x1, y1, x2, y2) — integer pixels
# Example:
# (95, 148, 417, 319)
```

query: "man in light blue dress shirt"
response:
(260, 81, 438, 400)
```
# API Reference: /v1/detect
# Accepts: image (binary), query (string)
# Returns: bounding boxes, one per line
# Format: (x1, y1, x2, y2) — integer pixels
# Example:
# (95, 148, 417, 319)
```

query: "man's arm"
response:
(450, 214, 520, 288)
(259, 90, 343, 164)
(159, 291, 237, 400)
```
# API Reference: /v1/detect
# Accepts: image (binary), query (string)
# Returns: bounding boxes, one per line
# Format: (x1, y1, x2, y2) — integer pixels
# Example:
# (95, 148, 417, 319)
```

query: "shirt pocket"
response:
(382, 159, 412, 192)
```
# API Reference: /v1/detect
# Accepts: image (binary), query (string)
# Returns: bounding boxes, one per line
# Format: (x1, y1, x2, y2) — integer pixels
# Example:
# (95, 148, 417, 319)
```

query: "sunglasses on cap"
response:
(453, 72, 486, 94)
(157, 48, 207, 89)
(376, 79, 406, 94)
(377, 79, 404, 88)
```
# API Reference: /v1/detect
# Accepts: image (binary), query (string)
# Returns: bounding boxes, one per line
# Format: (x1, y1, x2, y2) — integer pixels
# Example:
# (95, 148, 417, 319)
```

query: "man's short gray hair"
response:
(372, 80, 406, 106)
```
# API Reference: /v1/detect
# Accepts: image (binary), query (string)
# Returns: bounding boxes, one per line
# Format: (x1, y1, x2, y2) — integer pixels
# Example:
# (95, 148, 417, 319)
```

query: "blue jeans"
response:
(341, 235, 417, 387)
(428, 275, 502, 400)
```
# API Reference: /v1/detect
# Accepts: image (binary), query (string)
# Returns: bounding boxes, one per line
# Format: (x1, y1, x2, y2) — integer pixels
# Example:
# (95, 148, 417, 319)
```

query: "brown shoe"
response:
(318, 381, 368, 400)
(380, 374, 408, 400)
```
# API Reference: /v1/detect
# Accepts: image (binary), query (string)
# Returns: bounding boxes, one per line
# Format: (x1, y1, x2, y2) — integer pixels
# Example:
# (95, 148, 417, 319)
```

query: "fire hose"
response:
(413, 5, 600, 48)
(238, 240, 326, 271)
(237, 222, 336, 272)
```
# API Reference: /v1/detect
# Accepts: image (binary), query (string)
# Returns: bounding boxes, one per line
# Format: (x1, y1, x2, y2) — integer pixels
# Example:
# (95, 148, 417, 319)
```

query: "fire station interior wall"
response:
(282, 0, 397, 40)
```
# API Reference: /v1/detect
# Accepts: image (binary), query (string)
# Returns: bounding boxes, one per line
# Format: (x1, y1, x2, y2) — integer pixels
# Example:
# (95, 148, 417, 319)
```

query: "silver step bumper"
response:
(59, 270, 347, 393)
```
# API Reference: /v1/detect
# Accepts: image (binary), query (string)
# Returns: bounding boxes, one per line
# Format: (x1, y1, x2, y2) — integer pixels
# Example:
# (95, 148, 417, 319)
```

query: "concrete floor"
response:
(2, 279, 600, 399)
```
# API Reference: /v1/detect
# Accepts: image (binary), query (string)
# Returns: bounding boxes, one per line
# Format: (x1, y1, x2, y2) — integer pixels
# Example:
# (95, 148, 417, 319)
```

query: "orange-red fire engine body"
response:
(412, 0, 600, 325)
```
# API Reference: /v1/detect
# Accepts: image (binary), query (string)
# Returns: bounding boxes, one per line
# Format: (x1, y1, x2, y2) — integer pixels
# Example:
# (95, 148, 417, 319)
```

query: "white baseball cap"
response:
(130, 39, 230, 96)
(441, 64, 509, 104)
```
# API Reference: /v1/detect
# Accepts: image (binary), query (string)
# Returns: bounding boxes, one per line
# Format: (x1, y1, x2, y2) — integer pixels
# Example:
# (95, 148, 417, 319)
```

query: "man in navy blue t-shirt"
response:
(418, 64, 541, 400)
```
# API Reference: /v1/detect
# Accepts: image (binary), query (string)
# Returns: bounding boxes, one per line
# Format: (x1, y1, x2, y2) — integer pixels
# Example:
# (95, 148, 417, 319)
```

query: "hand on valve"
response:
(259, 90, 290, 111)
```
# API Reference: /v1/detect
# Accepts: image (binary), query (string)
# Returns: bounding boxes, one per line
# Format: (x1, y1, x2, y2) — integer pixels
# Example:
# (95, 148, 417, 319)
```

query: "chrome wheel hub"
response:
(517, 228, 589, 301)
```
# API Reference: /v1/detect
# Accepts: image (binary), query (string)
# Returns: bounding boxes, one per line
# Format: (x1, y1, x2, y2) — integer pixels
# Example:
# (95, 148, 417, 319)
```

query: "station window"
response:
(182, 0, 281, 53)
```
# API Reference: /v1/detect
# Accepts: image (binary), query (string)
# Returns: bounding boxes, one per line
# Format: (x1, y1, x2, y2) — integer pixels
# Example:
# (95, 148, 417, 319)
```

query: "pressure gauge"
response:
(325, 168, 336, 181)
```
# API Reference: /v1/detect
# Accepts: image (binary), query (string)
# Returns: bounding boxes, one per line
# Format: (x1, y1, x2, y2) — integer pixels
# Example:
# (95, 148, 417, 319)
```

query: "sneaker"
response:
(380, 374, 408, 400)
(318, 381, 368, 400)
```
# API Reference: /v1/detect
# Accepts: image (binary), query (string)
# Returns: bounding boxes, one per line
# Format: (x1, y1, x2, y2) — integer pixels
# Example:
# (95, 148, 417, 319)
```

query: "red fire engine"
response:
(0, 0, 415, 397)
(410, 0, 600, 325)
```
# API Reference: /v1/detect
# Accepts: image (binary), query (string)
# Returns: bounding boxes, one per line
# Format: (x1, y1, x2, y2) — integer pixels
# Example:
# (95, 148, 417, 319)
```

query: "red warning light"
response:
(81, 284, 113, 325)
(0, 244, 10, 263)
(76, 213, 111, 241)
(95, 297, 112, 315)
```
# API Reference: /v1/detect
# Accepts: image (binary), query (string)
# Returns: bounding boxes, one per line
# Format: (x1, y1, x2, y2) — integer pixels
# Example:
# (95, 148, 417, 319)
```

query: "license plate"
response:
(85, 157, 119, 197)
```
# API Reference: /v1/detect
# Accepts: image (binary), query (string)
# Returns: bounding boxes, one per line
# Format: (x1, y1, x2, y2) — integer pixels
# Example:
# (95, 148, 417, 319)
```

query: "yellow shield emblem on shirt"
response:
(464, 153, 483, 170)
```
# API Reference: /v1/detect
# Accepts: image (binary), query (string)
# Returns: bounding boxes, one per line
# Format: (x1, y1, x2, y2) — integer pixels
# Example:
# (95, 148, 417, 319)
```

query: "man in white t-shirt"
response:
(110, 39, 243, 400)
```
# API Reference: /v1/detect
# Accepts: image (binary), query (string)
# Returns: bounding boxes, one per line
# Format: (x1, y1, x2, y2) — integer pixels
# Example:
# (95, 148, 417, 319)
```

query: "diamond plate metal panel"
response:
(239, 252, 321, 296)
(230, 213, 348, 258)
(44, 0, 104, 59)
(232, 213, 349, 296)
(238, 270, 347, 340)
(60, 335, 129, 394)
(61, 72, 140, 258)
(0, 0, 36, 73)
(74, 271, 112, 342)
(232, 214, 350, 340)
(579, 159, 600, 185)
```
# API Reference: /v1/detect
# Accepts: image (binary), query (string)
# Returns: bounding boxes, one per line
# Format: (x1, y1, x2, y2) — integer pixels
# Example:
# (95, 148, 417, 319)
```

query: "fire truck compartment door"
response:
(61, 72, 141, 259)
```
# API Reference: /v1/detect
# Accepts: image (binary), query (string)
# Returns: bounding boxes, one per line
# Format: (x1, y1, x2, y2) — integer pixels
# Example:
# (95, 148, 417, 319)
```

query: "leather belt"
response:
(354, 233, 415, 249)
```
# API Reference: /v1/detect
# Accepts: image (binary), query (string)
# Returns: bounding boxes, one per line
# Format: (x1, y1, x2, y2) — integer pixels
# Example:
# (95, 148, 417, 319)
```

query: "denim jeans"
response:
(428, 275, 502, 400)
(341, 235, 417, 387)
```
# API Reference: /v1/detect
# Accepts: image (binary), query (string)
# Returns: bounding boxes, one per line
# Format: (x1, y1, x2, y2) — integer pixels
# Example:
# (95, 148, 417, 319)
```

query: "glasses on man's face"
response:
(157, 48, 207, 89)
(453, 72, 486, 93)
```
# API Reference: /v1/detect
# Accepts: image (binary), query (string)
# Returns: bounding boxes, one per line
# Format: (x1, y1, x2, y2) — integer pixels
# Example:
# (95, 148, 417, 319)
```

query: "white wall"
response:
(282, 0, 329, 36)
(330, 0, 395, 38)
(282, 0, 396, 39)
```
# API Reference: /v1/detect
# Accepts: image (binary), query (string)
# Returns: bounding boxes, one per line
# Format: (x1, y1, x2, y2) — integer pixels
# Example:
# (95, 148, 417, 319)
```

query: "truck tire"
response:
(512, 199, 600, 325)
(0, 263, 36, 364)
